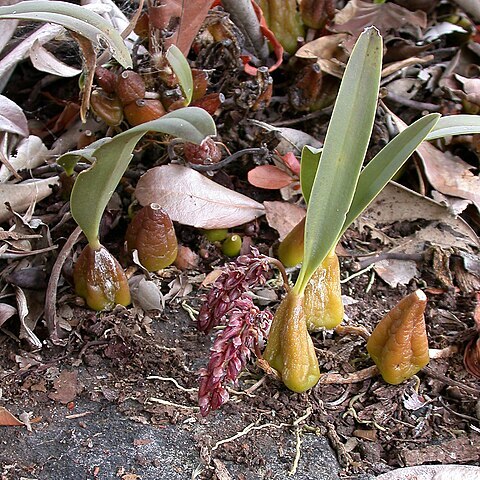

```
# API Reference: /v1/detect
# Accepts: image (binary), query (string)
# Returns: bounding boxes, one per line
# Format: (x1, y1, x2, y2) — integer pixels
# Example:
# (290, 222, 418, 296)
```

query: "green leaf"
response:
(166, 45, 193, 105)
(58, 107, 216, 245)
(340, 113, 440, 238)
(293, 27, 383, 295)
(300, 146, 321, 204)
(426, 114, 480, 140)
(0, 0, 132, 68)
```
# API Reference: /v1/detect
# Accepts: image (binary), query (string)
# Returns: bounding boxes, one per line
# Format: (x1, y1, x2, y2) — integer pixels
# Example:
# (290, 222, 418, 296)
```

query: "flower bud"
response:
(124, 99, 166, 126)
(73, 244, 131, 311)
(263, 291, 320, 392)
(125, 203, 178, 271)
(116, 70, 146, 106)
(304, 250, 344, 330)
(367, 290, 429, 385)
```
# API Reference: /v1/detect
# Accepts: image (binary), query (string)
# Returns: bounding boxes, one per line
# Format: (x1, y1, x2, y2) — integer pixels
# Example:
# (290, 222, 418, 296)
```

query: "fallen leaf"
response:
(0, 94, 28, 136)
(135, 164, 265, 229)
(0, 24, 65, 92)
(391, 112, 480, 212)
(0, 18, 18, 55)
(0, 303, 16, 327)
(374, 259, 419, 288)
(0, 406, 25, 427)
(359, 183, 479, 286)
(248, 165, 294, 189)
(399, 436, 480, 466)
(0, 176, 61, 222)
(148, 0, 212, 55)
(376, 465, 480, 480)
(423, 22, 467, 42)
(333, 0, 427, 50)
(30, 40, 82, 77)
(249, 119, 322, 154)
(264, 201, 306, 241)
(361, 183, 479, 247)
(48, 370, 83, 404)
(295, 34, 348, 78)
(0, 135, 48, 183)
(129, 276, 164, 312)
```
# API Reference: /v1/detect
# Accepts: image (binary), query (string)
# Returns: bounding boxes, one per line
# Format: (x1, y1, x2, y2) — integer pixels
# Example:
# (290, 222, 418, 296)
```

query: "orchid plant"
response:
(198, 27, 480, 413)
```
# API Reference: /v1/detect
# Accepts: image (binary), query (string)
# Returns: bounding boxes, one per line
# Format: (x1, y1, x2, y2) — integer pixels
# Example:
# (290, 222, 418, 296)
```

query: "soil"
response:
(1, 1, 480, 479)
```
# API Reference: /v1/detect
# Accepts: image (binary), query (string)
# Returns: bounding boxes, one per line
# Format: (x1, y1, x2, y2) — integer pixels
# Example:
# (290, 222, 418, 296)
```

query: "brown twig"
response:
(318, 365, 379, 385)
(423, 365, 480, 396)
(384, 92, 441, 112)
(45, 226, 83, 344)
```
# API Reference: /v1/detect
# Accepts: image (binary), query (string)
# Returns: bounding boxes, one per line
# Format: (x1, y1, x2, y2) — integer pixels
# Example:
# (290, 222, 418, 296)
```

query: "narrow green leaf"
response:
(426, 114, 480, 140)
(340, 113, 440, 238)
(300, 146, 321, 205)
(0, 0, 132, 68)
(166, 45, 193, 105)
(293, 27, 383, 295)
(58, 107, 216, 244)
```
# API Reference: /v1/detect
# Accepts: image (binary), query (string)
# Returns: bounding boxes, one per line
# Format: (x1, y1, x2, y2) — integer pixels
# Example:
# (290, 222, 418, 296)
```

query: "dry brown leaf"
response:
(0, 176, 60, 222)
(30, 40, 81, 77)
(391, 112, 480, 212)
(135, 164, 265, 229)
(148, 0, 212, 55)
(295, 34, 348, 78)
(0, 406, 25, 427)
(376, 465, 480, 480)
(0, 94, 28, 136)
(0, 303, 16, 327)
(333, 0, 427, 50)
(0, 135, 48, 183)
(48, 370, 83, 404)
(264, 201, 306, 241)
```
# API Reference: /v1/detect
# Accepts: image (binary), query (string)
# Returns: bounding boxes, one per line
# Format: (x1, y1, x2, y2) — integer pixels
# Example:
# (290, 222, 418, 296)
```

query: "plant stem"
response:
(221, 0, 269, 62)
(45, 226, 83, 344)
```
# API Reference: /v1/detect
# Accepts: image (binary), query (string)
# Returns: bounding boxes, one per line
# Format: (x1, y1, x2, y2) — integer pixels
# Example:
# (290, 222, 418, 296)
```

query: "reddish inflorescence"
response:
(197, 248, 273, 332)
(197, 249, 275, 415)
(198, 296, 272, 416)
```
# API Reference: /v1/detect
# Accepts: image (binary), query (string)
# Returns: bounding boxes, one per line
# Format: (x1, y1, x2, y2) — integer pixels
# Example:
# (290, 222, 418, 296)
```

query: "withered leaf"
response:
(135, 164, 265, 229)
(333, 0, 427, 50)
(48, 370, 82, 404)
(0, 406, 25, 427)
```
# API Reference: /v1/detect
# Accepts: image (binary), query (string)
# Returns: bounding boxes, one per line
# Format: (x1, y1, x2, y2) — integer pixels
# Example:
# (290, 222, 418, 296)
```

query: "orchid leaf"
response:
(166, 44, 193, 105)
(340, 113, 441, 238)
(293, 27, 382, 295)
(300, 146, 321, 204)
(425, 114, 480, 140)
(0, 0, 132, 68)
(58, 107, 216, 246)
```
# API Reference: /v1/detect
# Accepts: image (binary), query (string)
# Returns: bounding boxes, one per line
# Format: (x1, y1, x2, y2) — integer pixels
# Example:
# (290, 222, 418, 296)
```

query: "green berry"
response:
(222, 234, 242, 257)
(204, 228, 229, 242)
